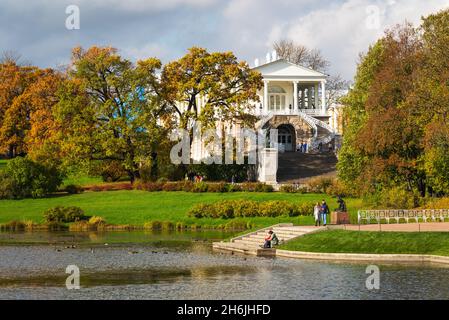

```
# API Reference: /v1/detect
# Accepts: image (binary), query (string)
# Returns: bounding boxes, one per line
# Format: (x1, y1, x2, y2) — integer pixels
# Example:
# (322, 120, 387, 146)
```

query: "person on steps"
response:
(263, 230, 273, 248)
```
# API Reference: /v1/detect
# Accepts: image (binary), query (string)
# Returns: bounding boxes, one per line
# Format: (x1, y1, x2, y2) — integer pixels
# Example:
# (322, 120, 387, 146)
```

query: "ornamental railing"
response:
(357, 209, 449, 224)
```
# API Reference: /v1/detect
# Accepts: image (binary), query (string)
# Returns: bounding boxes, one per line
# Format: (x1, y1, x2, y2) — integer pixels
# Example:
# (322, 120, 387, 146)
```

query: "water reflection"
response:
(1, 231, 449, 300)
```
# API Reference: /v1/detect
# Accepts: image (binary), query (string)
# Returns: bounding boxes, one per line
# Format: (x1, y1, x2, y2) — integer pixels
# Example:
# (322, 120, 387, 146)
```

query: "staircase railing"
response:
(298, 111, 336, 151)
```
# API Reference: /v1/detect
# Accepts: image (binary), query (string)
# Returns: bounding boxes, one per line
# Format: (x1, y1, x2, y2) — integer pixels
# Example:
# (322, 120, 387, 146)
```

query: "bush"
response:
(226, 184, 242, 192)
(65, 184, 84, 194)
(241, 182, 273, 192)
(365, 187, 421, 209)
(100, 161, 127, 182)
(2, 157, 63, 199)
(44, 206, 85, 223)
(192, 182, 209, 193)
(134, 181, 164, 192)
(187, 200, 314, 219)
(305, 176, 334, 194)
(423, 197, 449, 209)
(279, 184, 297, 193)
(207, 182, 229, 193)
(88, 216, 106, 226)
(0, 173, 17, 199)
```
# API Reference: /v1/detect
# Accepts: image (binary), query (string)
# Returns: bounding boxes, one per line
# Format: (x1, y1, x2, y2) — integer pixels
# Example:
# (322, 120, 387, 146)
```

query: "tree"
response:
(337, 12, 449, 197)
(0, 61, 39, 157)
(273, 39, 329, 72)
(56, 46, 168, 182)
(161, 47, 263, 140)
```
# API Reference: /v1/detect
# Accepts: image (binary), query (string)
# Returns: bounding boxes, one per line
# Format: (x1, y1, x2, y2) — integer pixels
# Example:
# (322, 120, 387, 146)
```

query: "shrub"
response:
(240, 182, 273, 192)
(207, 182, 229, 193)
(296, 202, 315, 216)
(305, 176, 334, 194)
(187, 200, 314, 219)
(44, 206, 85, 223)
(88, 216, 106, 226)
(3, 157, 63, 199)
(188, 203, 215, 218)
(65, 184, 84, 194)
(226, 184, 242, 192)
(0, 220, 27, 231)
(233, 200, 260, 217)
(100, 161, 127, 182)
(192, 182, 209, 193)
(214, 201, 236, 219)
(144, 220, 175, 230)
(365, 187, 421, 209)
(134, 181, 164, 192)
(280, 185, 297, 193)
(423, 197, 449, 209)
(0, 173, 17, 199)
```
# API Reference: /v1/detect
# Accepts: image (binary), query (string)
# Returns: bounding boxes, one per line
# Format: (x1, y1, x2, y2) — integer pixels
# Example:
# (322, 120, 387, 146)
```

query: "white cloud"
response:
(268, 0, 449, 79)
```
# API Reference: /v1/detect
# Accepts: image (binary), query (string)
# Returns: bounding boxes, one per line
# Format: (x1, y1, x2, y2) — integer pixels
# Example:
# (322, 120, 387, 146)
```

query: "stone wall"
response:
(264, 115, 314, 144)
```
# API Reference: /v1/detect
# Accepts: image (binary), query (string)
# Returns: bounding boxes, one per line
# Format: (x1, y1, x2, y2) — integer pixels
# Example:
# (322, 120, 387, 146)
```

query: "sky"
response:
(0, 0, 448, 80)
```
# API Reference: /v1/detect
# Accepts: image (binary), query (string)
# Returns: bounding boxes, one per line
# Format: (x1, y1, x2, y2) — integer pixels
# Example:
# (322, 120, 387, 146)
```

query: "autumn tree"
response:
(0, 61, 39, 157)
(161, 47, 263, 142)
(56, 46, 169, 182)
(339, 9, 449, 197)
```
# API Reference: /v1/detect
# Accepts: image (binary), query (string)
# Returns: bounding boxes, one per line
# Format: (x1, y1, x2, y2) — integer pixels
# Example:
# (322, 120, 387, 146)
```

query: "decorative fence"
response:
(357, 209, 449, 225)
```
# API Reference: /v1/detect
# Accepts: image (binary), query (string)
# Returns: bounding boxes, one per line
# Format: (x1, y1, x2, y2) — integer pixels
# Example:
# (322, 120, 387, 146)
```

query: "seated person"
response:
(263, 231, 273, 248)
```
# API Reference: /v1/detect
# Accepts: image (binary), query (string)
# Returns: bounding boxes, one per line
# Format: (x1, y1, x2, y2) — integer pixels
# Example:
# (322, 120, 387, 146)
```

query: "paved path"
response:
(342, 222, 449, 232)
(213, 224, 325, 256)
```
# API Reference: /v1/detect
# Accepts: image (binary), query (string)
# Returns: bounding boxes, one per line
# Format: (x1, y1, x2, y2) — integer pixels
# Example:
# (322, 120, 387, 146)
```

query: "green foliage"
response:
(43, 206, 85, 223)
(363, 186, 421, 209)
(100, 161, 127, 182)
(1, 157, 62, 199)
(338, 10, 449, 197)
(65, 184, 84, 194)
(187, 200, 314, 219)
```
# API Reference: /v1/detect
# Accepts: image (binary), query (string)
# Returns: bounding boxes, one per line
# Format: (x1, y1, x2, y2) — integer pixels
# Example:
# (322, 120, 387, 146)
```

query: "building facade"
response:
(190, 58, 339, 184)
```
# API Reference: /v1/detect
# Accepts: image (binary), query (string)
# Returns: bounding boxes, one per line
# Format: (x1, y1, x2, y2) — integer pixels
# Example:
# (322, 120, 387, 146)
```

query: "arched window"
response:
(268, 85, 286, 94)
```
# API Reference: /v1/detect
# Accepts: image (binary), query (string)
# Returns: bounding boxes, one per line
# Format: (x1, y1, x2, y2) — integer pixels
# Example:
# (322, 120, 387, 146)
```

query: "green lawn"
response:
(0, 191, 363, 227)
(62, 174, 103, 187)
(279, 230, 449, 256)
(0, 159, 7, 171)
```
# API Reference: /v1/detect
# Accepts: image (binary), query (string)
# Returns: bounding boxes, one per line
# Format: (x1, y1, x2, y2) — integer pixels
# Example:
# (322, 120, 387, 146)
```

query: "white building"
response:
(190, 58, 338, 184)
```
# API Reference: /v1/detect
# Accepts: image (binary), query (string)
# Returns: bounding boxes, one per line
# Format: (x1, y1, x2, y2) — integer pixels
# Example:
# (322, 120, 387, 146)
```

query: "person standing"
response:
(321, 200, 330, 226)
(314, 202, 321, 227)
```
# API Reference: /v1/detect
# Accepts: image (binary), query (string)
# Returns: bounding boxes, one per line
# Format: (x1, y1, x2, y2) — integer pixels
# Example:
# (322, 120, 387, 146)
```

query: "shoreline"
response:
(275, 249, 449, 265)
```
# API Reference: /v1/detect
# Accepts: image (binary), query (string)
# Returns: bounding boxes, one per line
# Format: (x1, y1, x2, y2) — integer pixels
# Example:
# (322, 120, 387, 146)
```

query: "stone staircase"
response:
(213, 224, 324, 257)
(277, 151, 337, 184)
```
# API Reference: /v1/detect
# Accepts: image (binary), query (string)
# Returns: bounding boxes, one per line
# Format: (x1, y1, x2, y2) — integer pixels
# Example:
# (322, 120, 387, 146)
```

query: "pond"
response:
(1, 230, 449, 300)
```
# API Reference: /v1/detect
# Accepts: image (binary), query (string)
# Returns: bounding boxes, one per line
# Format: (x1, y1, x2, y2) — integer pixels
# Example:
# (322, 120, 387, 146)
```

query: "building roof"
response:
(252, 59, 327, 80)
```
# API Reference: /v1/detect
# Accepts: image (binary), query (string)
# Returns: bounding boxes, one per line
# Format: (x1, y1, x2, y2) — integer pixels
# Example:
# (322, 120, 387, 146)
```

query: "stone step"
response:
(252, 232, 305, 239)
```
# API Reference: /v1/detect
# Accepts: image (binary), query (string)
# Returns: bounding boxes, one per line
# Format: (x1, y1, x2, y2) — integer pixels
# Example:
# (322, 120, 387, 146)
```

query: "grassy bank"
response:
(279, 230, 449, 256)
(0, 159, 7, 171)
(0, 191, 363, 229)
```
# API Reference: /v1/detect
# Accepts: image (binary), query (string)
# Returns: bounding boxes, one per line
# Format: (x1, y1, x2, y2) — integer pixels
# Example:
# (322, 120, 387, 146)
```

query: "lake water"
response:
(1, 231, 449, 300)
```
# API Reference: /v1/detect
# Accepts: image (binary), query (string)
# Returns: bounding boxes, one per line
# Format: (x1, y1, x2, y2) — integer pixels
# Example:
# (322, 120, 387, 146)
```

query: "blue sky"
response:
(0, 0, 448, 79)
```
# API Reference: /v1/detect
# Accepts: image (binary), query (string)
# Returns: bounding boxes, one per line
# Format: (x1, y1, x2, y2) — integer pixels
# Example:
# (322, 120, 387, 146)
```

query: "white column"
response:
(293, 81, 298, 112)
(321, 81, 326, 115)
(264, 80, 269, 113)
(314, 84, 319, 110)
(301, 88, 305, 109)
